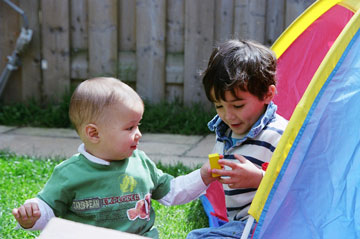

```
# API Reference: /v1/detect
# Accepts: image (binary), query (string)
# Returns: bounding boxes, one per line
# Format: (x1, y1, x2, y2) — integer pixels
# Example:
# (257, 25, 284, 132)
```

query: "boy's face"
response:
(212, 87, 273, 135)
(94, 100, 144, 161)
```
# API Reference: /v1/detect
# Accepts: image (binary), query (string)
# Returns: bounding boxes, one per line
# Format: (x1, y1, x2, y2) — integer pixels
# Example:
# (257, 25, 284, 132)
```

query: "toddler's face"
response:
(96, 100, 144, 161)
(213, 88, 269, 135)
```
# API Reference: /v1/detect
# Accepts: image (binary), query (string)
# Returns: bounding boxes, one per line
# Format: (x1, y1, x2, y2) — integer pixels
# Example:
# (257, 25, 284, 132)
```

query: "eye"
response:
(126, 126, 134, 131)
(234, 105, 244, 109)
(126, 122, 141, 131)
(215, 105, 223, 109)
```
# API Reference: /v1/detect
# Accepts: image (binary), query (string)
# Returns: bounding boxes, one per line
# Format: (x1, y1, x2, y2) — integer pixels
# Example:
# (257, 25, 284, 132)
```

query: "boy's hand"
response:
(200, 161, 218, 186)
(212, 154, 263, 188)
(12, 202, 41, 229)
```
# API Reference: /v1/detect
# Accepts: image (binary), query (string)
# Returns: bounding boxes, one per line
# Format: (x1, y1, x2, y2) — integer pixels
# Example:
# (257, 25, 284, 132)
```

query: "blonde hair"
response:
(69, 77, 142, 133)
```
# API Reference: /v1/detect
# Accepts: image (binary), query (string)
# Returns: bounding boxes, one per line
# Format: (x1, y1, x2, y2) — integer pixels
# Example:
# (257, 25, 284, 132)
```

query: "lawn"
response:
(0, 152, 208, 239)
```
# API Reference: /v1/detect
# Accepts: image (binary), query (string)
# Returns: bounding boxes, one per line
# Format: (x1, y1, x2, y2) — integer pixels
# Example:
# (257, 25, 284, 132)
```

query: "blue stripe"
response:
(227, 202, 252, 212)
(224, 154, 264, 166)
(225, 188, 257, 195)
(263, 126, 284, 135)
(243, 139, 276, 152)
(244, 155, 264, 166)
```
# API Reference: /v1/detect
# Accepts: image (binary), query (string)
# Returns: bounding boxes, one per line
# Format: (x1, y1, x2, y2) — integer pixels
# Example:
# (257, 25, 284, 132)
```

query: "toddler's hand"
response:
(12, 202, 41, 229)
(200, 161, 218, 186)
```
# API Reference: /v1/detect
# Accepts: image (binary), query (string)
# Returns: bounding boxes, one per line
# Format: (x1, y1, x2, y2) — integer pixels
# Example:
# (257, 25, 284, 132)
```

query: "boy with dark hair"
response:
(187, 39, 288, 238)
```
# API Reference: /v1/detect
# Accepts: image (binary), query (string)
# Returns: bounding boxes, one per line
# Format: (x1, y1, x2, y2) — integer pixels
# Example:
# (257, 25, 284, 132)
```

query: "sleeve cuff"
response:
(158, 169, 208, 206)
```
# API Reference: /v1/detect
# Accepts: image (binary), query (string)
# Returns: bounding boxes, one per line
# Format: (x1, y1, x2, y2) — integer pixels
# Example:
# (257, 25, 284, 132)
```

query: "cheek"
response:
(215, 108, 226, 121)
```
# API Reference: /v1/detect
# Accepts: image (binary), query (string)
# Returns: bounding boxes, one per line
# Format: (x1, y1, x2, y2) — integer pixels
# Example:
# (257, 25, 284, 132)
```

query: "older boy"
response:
(12, 77, 215, 238)
(187, 39, 288, 238)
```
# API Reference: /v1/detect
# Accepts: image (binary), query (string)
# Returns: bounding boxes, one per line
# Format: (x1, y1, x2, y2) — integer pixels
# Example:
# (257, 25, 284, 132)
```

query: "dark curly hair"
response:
(202, 39, 277, 102)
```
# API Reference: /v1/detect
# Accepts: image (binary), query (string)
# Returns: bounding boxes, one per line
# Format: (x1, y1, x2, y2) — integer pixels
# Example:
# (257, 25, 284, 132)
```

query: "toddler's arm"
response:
(12, 198, 55, 230)
(158, 169, 209, 206)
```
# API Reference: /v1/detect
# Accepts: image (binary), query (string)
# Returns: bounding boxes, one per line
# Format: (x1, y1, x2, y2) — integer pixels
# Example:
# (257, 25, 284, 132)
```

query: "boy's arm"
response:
(13, 198, 55, 230)
(157, 169, 209, 206)
(213, 154, 263, 188)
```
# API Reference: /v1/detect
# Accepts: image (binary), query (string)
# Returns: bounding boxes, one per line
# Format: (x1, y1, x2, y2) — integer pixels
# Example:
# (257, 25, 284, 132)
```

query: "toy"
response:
(208, 153, 223, 177)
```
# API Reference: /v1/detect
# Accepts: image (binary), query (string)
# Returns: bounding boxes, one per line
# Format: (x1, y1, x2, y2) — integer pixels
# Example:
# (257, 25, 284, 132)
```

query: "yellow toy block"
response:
(208, 153, 223, 177)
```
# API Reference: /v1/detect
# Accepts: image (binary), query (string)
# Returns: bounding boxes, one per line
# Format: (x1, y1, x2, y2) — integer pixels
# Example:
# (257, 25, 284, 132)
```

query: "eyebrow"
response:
(228, 98, 244, 102)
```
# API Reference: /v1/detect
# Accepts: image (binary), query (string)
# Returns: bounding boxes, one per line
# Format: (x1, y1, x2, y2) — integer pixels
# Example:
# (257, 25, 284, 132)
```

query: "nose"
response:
(224, 108, 236, 121)
(135, 128, 142, 140)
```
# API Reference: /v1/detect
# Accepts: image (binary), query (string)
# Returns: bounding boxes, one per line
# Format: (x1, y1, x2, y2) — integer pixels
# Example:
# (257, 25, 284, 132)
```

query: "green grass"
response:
(0, 152, 208, 239)
(0, 96, 215, 135)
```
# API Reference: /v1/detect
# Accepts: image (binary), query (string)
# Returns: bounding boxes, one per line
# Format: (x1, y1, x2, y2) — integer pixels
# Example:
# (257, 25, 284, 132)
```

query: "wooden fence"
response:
(0, 0, 315, 106)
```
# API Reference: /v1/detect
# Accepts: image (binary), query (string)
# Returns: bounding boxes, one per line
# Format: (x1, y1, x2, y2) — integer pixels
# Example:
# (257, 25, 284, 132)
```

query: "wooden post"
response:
(71, 0, 88, 81)
(234, 0, 266, 44)
(166, 0, 185, 102)
(118, 0, 136, 84)
(41, 0, 70, 102)
(119, 0, 136, 51)
(0, 0, 22, 103)
(19, 0, 42, 101)
(214, 0, 234, 44)
(136, 0, 166, 103)
(88, 0, 117, 78)
(285, 0, 315, 27)
(184, 0, 214, 107)
(265, 0, 285, 46)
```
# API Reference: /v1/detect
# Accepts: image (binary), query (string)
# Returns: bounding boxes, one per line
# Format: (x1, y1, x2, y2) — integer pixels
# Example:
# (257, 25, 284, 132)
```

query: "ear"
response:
(264, 85, 276, 104)
(84, 124, 100, 143)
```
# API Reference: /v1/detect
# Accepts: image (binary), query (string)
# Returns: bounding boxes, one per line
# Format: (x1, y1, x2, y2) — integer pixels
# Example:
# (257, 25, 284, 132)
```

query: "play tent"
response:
(201, 0, 360, 237)
(244, 0, 360, 238)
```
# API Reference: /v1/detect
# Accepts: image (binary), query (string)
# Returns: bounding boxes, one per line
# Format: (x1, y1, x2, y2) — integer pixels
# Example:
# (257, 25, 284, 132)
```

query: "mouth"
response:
(230, 123, 242, 128)
(130, 144, 138, 150)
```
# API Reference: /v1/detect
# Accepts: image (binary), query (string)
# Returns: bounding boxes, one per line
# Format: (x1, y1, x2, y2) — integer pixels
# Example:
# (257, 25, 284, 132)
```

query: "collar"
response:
(78, 144, 110, 165)
(208, 102, 277, 150)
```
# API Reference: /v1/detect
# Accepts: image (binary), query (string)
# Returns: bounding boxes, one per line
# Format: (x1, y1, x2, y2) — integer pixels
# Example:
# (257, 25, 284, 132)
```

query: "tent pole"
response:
(241, 215, 255, 239)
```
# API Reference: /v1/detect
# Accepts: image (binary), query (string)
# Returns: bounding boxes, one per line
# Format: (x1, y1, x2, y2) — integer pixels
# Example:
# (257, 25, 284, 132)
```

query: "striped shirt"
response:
(208, 102, 288, 221)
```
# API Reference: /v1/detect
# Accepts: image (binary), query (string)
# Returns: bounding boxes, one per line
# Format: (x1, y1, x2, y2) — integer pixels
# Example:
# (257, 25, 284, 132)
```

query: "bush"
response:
(0, 97, 215, 135)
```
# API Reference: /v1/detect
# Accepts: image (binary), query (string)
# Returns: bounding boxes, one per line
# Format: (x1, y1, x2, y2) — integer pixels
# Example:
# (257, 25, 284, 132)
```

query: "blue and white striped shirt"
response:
(208, 102, 288, 220)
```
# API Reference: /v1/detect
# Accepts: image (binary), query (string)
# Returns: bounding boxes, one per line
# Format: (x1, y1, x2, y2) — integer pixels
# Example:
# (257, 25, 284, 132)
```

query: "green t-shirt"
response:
(37, 149, 173, 238)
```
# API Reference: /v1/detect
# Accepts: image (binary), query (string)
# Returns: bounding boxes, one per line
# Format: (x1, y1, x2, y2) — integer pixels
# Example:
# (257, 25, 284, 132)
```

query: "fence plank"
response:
(71, 0, 88, 52)
(184, 0, 214, 107)
(119, 0, 136, 51)
(166, 53, 183, 102)
(118, 51, 136, 83)
(70, 0, 88, 80)
(166, 85, 183, 103)
(41, 0, 70, 102)
(88, 0, 117, 77)
(0, 0, 22, 103)
(166, 0, 184, 102)
(136, 0, 166, 103)
(265, 0, 285, 46)
(285, 0, 315, 27)
(234, 0, 266, 43)
(167, 0, 184, 53)
(214, 0, 234, 43)
(118, 0, 136, 84)
(19, 0, 42, 101)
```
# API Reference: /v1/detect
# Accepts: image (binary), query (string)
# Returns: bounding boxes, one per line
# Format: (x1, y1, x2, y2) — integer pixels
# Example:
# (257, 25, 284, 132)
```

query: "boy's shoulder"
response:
(53, 153, 85, 170)
(270, 113, 288, 127)
(271, 113, 288, 128)
(131, 149, 155, 165)
(261, 113, 288, 136)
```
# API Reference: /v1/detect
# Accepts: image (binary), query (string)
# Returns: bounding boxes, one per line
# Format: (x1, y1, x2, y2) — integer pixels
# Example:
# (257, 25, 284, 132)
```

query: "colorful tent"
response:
(246, 0, 360, 238)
